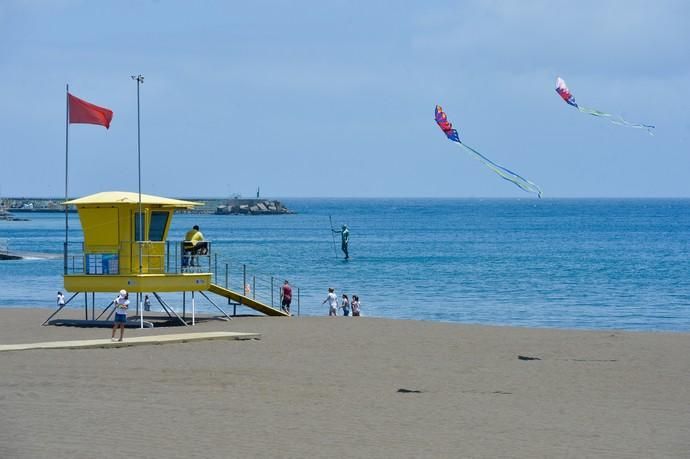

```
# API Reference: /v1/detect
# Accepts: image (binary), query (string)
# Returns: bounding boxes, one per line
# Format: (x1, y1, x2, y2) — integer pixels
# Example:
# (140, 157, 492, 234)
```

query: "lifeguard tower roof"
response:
(65, 191, 201, 208)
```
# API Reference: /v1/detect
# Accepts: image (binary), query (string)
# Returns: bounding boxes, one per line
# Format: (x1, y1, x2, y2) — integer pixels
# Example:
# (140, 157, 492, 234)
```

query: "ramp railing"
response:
(211, 256, 300, 316)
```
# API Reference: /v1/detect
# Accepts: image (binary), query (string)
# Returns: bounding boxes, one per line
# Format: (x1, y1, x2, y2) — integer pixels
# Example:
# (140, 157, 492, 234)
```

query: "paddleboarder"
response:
(332, 224, 350, 259)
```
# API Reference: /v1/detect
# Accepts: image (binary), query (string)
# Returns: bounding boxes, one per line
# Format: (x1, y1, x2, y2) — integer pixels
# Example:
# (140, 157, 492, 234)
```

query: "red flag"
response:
(68, 93, 113, 129)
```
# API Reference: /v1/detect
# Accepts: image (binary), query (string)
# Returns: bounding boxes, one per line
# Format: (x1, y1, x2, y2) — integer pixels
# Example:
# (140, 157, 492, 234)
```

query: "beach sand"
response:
(1, 308, 689, 458)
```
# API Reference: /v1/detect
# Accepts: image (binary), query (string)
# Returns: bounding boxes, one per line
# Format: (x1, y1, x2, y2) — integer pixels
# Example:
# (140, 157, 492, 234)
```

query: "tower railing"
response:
(62, 240, 300, 315)
(63, 240, 211, 275)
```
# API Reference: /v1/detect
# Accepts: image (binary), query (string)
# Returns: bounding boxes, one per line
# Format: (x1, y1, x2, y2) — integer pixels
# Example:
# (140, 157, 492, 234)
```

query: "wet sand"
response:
(1, 307, 689, 458)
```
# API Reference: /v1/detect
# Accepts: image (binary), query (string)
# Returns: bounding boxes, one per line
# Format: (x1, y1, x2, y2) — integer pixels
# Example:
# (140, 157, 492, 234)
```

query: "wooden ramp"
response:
(208, 283, 288, 317)
(0, 331, 260, 352)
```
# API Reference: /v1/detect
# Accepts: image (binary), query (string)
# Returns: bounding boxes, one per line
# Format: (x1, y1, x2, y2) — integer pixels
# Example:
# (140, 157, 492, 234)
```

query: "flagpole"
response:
(131, 74, 144, 329)
(64, 84, 69, 275)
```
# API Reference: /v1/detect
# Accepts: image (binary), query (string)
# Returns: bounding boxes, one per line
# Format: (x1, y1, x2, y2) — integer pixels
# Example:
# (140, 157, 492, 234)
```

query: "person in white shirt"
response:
(56, 291, 65, 308)
(111, 289, 129, 342)
(322, 287, 338, 316)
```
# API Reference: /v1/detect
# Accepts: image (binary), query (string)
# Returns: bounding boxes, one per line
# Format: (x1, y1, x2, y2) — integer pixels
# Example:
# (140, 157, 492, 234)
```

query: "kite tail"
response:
(457, 142, 543, 198)
(578, 105, 655, 136)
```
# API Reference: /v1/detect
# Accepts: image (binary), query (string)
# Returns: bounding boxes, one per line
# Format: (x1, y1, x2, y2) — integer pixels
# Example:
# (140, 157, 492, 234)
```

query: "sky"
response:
(1, 0, 689, 198)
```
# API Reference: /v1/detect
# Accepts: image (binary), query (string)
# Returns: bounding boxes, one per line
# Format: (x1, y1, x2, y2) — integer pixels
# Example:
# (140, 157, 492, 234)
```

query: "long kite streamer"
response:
(555, 77, 654, 135)
(434, 105, 542, 198)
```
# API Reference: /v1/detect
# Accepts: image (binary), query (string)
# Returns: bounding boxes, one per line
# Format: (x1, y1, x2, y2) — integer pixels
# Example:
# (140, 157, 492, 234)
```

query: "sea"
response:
(1, 198, 689, 332)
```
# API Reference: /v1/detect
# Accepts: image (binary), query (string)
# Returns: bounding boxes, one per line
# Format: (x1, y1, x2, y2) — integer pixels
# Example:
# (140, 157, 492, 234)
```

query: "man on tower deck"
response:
(184, 225, 208, 267)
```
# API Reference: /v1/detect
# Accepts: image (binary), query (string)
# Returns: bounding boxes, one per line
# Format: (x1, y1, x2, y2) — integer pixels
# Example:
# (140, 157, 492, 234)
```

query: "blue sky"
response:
(1, 0, 688, 198)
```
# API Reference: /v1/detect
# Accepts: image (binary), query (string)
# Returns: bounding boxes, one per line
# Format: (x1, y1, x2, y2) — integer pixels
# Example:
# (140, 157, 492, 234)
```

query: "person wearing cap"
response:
(111, 289, 129, 342)
(280, 280, 293, 315)
(331, 224, 350, 259)
(184, 225, 208, 267)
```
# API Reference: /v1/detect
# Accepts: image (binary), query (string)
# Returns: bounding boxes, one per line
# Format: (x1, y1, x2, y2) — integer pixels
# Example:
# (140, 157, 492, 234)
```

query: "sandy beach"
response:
(1, 308, 689, 458)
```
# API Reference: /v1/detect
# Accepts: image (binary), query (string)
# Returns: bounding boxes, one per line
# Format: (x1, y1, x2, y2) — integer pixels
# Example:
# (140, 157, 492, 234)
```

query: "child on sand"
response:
(340, 294, 350, 316)
(351, 295, 361, 317)
(111, 289, 129, 342)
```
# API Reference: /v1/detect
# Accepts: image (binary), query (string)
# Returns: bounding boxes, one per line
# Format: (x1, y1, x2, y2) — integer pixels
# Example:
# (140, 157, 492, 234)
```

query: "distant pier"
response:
(1, 197, 294, 215)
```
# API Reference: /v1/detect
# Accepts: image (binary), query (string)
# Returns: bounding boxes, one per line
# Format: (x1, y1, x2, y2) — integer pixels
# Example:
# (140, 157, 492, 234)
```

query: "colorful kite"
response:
(555, 77, 654, 134)
(434, 105, 543, 198)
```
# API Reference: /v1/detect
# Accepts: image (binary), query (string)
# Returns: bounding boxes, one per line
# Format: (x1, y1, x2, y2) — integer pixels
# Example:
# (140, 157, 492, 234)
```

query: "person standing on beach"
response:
(351, 295, 361, 317)
(144, 294, 151, 312)
(340, 294, 350, 316)
(111, 289, 129, 342)
(323, 288, 338, 316)
(332, 224, 350, 259)
(280, 280, 292, 315)
(56, 291, 65, 308)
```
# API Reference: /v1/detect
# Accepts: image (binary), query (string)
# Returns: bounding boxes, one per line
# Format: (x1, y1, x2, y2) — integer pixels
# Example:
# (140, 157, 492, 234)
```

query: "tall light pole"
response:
(64, 84, 70, 275)
(131, 74, 144, 328)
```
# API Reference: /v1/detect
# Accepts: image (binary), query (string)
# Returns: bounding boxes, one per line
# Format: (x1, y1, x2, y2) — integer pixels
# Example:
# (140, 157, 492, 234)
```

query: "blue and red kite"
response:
(434, 105, 542, 198)
(555, 77, 654, 134)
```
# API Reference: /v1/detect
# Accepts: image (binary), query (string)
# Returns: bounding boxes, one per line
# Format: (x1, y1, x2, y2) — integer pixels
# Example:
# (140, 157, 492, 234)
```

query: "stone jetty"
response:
(215, 198, 292, 215)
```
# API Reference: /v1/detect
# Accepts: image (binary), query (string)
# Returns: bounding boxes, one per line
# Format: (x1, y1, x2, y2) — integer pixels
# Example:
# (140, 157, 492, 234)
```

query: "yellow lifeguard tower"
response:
(63, 191, 210, 293)
(49, 191, 287, 327)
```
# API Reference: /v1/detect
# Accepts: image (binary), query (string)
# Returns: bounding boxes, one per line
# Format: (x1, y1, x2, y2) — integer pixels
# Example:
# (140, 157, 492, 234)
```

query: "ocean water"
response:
(1, 198, 689, 331)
